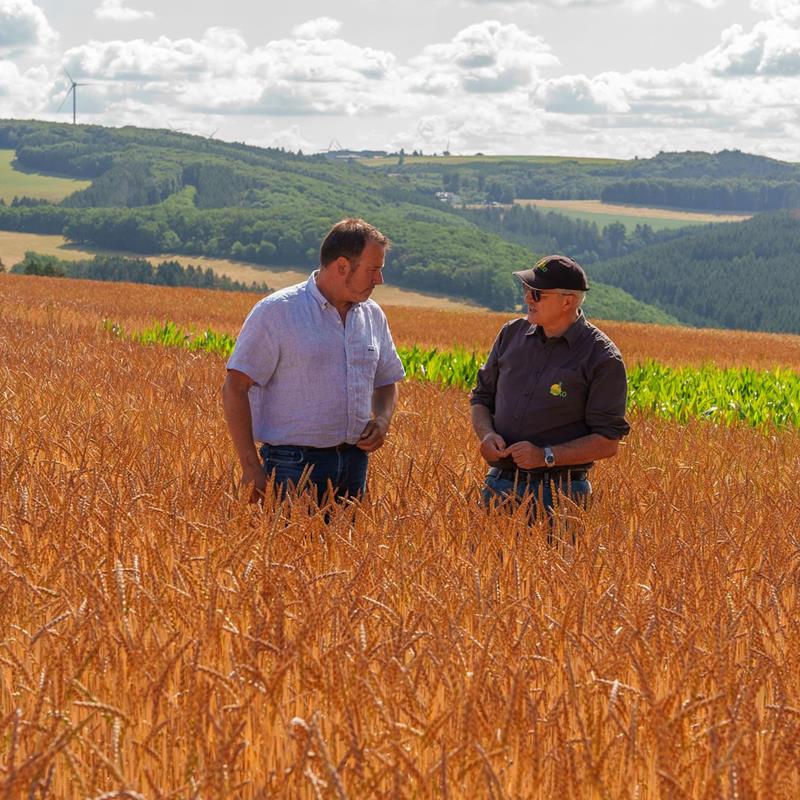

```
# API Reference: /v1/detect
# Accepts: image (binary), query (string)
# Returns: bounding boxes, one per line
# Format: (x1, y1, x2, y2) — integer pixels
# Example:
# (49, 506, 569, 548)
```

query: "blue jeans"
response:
(259, 443, 368, 504)
(481, 468, 592, 541)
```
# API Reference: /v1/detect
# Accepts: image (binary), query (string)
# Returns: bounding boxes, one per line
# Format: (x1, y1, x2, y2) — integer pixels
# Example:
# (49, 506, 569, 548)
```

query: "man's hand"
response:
(241, 463, 267, 503)
(480, 432, 507, 464)
(357, 416, 389, 452)
(501, 441, 543, 470)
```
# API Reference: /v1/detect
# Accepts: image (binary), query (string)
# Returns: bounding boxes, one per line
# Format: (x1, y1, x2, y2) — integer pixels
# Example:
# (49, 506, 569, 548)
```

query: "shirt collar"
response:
(526, 309, 587, 347)
(306, 270, 363, 312)
(306, 270, 331, 310)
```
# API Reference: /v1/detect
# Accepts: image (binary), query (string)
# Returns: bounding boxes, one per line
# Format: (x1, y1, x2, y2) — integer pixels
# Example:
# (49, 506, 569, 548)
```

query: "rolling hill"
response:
(588, 211, 800, 333)
(0, 119, 675, 324)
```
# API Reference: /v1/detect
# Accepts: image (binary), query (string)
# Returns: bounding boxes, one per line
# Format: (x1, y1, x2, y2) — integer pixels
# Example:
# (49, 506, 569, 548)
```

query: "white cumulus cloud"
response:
(291, 17, 342, 40)
(5, 4, 800, 161)
(62, 27, 401, 118)
(0, 60, 51, 113)
(535, 74, 631, 112)
(408, 21, 558, 95)
(0, 0, 57, 55)
(751, 0, 800, 22)
(95, 0, 155, 22)
(704, 18, 800, 75)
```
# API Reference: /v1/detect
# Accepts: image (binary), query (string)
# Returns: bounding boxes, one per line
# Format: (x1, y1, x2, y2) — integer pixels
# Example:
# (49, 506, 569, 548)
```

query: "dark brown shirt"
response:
(470, 311, 630, 470)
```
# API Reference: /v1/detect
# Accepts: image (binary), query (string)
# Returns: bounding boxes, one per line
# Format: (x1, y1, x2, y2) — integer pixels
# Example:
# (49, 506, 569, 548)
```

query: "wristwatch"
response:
(543, 446, 556, 468)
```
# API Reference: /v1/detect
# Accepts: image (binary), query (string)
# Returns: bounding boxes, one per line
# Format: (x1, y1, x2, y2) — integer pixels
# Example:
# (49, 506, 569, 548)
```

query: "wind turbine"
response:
(57, 69, 89, 124)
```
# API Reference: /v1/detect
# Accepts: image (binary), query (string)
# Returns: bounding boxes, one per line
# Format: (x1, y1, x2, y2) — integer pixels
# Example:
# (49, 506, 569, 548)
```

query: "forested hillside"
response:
(0, 120, 673, 322)
(588, 211, 800, 333)
(4, 120, 800, 331)
(601, 150, 800, 210)
(459, 204, 690, 265)
(373, 149, 800, 211)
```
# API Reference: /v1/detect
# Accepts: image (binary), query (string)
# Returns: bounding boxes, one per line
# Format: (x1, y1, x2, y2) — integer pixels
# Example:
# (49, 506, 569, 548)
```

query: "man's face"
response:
(344, 239, 385, 301)
(523, 285, 573, 328)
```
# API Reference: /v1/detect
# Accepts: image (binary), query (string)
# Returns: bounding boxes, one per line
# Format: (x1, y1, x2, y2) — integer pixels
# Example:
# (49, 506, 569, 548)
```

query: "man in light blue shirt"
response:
(223, 218, 405, 504)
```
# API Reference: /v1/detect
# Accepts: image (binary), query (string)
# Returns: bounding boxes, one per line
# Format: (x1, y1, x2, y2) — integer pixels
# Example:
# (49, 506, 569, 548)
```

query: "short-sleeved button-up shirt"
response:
(227, 273, 405, 447)
(470, 311, 630, 470)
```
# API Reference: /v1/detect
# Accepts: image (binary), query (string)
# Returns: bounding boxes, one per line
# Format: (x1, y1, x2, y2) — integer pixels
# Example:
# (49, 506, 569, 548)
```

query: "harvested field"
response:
(2, 284, 800, 797)
(0, 231, 483, 312)
(514, 199, 752, 224)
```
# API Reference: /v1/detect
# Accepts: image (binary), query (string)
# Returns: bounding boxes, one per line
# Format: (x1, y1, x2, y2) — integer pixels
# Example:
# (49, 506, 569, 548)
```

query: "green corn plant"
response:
(103, 320, 800, 427)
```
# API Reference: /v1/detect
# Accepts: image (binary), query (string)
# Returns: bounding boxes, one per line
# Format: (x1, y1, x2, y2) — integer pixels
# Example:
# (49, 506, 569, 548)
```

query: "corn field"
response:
(106, 320, 800, 427)
(2, 274, 800, 798)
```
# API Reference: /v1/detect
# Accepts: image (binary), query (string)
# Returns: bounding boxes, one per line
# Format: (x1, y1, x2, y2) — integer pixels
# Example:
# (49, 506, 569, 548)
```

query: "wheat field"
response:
(2, 274, 800, 798)
(4, 274, 800, 369)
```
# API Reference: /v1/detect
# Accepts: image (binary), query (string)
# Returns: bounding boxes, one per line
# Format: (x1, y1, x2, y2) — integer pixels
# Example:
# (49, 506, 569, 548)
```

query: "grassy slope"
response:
(360, 154, 623, 167)
(513, 199, 752, 233)
(523, 205, 700, 233)
(0, 149, 91, 203)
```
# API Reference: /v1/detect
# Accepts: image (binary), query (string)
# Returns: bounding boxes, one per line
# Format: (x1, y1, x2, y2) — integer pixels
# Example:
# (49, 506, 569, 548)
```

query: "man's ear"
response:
(336, 256, 349, 275)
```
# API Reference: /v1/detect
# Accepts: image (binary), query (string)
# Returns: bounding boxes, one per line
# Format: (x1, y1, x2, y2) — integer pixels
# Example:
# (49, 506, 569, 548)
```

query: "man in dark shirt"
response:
(470, 254, 630, 534)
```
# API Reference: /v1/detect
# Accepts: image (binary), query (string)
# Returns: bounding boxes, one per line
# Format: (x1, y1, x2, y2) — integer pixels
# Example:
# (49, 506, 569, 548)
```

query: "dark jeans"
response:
(481, 467, 592, 543)
(259, 443, 368, 504)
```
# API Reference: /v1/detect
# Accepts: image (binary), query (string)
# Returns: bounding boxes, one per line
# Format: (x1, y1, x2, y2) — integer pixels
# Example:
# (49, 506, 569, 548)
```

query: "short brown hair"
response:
(319, 218, 390, 266)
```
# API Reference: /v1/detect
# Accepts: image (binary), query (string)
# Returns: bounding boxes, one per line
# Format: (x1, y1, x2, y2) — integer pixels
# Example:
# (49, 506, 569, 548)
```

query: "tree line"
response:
(601, 179, 800, 212)
(459, 204, 691, 264)
(9, 251, 272, 293)
(381, 149, 800, 210)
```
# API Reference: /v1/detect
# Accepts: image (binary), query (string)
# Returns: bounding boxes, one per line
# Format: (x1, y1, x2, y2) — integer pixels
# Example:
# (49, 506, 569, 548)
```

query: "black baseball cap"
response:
(513, 255, 589, 292)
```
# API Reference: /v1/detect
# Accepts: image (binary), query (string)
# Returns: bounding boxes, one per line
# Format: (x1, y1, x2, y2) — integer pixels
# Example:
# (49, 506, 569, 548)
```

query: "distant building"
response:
(435, 191, 462, 205)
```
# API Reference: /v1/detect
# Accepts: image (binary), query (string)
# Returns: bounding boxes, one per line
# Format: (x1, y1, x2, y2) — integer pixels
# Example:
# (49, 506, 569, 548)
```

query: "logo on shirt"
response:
(550, 382, 567, 397)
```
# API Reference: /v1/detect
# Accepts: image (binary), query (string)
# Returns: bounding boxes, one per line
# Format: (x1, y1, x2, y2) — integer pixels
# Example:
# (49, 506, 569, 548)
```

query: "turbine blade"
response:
(63, 67, 75, 86)
(56, 86, 73, 113)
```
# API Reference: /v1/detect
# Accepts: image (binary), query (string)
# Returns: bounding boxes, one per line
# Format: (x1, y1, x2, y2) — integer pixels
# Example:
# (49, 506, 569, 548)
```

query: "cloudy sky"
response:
(1, 0, 799, 159)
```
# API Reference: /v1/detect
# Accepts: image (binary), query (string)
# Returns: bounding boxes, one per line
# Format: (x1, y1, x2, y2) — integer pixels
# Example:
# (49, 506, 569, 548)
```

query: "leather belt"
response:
(299, 443, 356, 453)
(494, 468, 588, 482)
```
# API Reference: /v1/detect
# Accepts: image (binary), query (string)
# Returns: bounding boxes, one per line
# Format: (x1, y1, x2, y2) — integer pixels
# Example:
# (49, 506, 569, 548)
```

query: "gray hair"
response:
(567, 290, 586, 308)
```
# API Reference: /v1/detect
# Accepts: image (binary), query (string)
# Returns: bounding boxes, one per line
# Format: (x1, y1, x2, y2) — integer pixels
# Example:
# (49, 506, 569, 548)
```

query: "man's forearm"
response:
(222, 383, 261, 470)
(552, 433, 619, 466)
(470, 403, 496, 440)
(372, 383, 398, 424)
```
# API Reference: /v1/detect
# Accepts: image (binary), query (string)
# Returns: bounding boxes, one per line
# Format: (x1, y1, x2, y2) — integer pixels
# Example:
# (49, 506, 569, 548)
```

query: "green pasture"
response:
(0, 149, 91, 203)
(105, 320, 800, 428)
(359, 154, 622, 167)
(518, 202, 712, 234)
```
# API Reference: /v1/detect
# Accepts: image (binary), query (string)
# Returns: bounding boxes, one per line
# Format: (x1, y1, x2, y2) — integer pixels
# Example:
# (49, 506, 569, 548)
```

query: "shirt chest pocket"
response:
(537, 367, 587, 415)
(350, 342, 380, 375)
